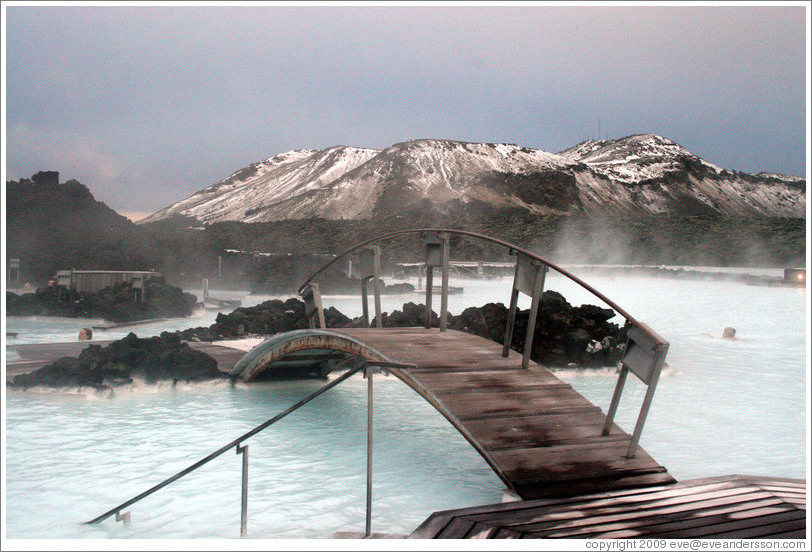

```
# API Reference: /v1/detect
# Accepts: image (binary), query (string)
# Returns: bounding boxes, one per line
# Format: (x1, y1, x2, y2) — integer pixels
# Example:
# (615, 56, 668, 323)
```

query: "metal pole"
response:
(361, 278, 370, 328)
(303, 283, 327, 329)
(316, 291, 326, 329)
(237, 444, 249, 537)
(372, 249, 383, 329)
(603, 365, 629, 436)
(502, 258, 522, 357)
(522, 264, 547, 370)
(424, 266, 434, 329)
(439, 233, 449, 332)
(365, 368, 374, 538)
(626, 346, 668, 458)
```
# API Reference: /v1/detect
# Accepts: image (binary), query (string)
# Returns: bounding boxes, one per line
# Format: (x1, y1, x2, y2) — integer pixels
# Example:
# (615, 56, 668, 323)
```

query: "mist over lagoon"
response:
(5, 268, 806, 538)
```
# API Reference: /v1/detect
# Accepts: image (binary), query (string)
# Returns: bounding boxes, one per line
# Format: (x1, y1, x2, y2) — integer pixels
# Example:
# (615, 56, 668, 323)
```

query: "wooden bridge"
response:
(231, 326, 673, 500)
(227, 228, 677, 502)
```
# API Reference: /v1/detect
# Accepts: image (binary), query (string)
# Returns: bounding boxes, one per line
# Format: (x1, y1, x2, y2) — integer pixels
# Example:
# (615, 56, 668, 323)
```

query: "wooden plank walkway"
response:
(409, 475, 806, 539)
(6, 340, 246, 382)
(333, 327, 675, 500)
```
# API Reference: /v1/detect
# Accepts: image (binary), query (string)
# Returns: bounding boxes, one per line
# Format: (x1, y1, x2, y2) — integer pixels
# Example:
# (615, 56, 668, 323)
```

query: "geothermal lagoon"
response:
(4, 267, 807, 539)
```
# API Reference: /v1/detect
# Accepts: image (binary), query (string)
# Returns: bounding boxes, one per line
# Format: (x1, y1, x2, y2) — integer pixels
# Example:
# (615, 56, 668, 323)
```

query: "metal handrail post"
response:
(626, 344, 669, 458)
(424, 266, 434, 329)
(372, 249, 383, 329)
(522, 263, 548, 370)
(360, 246, 383, 328)
(602, 365, 629, 436)
(365, 365, 375, 538)
(502, 253, 521, 357)
(237, 444, 249, 537)
(425, 235, 446, 329)
(439, 233, 450, 331)
(361, 278, 370, 328)
(302, 282, 326, 329)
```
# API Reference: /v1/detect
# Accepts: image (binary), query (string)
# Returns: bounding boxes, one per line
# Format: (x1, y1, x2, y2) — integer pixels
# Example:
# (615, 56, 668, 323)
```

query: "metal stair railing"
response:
(86, 359, 416, 537)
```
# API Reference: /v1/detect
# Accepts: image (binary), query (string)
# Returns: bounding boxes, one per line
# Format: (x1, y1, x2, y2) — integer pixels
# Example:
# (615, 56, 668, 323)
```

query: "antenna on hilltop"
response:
(598, 118, 601, 142)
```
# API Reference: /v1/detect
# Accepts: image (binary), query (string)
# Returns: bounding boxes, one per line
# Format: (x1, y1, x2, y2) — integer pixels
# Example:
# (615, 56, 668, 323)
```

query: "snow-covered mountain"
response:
(140, 146, 379, 224)
(140, 134, 806, 224)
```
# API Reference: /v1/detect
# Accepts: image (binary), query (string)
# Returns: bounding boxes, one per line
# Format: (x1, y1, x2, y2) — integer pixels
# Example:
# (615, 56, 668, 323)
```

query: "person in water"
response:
(78, 328, 93, 340)
(704, 327, 738, 340)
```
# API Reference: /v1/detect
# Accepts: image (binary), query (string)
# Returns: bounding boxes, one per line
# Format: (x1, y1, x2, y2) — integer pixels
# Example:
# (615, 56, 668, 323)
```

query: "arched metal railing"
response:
(297, 228, 663, 341)
(296, 228, 670, 459)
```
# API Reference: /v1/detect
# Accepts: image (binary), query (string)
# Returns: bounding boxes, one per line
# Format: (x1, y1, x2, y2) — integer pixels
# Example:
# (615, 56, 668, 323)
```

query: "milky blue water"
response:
(3, 267, 808, 539)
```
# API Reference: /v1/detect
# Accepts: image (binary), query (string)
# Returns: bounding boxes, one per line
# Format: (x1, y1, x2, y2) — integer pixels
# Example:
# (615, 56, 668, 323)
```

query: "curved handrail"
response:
(296, 228, 668, 349)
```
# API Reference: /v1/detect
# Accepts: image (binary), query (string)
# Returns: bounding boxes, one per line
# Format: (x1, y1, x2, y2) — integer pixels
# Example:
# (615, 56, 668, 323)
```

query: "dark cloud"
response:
(4, 4, 807, 217)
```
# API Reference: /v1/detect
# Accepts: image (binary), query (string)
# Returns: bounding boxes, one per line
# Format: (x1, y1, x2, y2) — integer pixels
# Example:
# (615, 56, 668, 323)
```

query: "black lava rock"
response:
(174, 294, 626, 370)
(448, 291, 626, 368)
(8, 332, 224, 391)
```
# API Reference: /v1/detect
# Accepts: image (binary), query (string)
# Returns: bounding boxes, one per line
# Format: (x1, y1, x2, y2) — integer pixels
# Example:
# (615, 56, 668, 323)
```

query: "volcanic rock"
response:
(178, 295, 626, 369)
(8, 332, 224, 391)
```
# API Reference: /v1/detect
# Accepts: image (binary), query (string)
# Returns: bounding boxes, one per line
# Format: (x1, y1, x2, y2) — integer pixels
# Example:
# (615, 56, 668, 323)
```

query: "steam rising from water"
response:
(4, 270, 806, 539)
(551, 217, 636, 265)
(548, 216, 804, 268)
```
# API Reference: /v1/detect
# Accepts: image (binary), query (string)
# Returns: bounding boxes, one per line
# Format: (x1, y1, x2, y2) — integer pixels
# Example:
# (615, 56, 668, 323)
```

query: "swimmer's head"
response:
(722, 327, 736, 339)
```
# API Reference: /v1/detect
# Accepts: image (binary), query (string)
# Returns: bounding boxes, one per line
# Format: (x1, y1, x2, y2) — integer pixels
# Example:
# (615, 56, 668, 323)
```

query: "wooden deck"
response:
(409, 475, 807, 539)
(333, 327, 675, 500)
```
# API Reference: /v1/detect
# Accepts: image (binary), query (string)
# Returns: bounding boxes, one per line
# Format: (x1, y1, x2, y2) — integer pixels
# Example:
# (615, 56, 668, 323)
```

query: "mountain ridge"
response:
(139, 134, 806, 224)
(6, 169, 806, 284)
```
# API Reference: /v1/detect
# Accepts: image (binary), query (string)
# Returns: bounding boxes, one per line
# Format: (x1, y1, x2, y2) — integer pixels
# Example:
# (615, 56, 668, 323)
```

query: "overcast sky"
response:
(3, 3, 808, 220)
